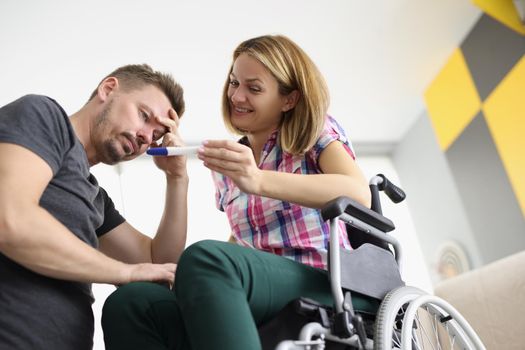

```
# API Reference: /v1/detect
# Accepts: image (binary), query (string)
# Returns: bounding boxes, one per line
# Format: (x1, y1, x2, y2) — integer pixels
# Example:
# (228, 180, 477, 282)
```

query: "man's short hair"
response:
(89, 64, 185, 117)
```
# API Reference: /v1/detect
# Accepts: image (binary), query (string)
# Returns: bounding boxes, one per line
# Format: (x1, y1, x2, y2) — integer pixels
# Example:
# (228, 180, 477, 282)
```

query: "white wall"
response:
(91, 155, 432, 350)
(0, 0, 481, 144)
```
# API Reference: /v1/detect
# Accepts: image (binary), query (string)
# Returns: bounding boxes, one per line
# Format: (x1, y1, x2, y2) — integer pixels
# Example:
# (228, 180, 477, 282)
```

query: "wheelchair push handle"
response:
(373, 174, 406, 204)
(369, 174, 405, 215)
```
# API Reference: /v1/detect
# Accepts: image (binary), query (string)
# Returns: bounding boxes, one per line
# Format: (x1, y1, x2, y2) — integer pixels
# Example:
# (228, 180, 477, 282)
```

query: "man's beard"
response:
(93, 100, 123, 165)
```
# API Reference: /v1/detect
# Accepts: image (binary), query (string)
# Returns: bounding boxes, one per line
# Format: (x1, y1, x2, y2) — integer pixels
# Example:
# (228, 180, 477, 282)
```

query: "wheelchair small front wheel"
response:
(373, 286, 485, 350)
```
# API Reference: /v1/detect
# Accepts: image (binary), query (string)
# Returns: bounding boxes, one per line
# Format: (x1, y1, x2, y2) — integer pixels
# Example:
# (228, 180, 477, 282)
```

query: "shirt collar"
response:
(239, 129, 279, 151)
(239, 129, 280, 164)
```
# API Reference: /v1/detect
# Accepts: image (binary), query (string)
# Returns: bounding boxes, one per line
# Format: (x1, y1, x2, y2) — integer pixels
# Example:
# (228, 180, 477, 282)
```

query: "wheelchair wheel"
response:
(373, 286, 485, 350)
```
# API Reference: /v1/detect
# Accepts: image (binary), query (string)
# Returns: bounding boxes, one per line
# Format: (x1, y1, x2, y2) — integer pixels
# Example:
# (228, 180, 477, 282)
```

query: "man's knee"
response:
(102, 282, 172, 326)
(102, 282, 182, 349)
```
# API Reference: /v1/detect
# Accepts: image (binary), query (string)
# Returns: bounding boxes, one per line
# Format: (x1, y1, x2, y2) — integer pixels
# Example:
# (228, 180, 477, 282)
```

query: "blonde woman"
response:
(103, 35, 370, 350)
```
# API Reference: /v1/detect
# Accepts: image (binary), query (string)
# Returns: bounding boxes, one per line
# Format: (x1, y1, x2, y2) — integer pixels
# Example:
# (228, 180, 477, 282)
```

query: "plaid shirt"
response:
(213, 116, 355, 269)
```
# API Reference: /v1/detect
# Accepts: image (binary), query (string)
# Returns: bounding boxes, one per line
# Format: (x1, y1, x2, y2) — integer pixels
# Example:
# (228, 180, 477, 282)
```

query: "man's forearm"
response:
(151, 174, 188, 263)
(0, 205, 132, 284)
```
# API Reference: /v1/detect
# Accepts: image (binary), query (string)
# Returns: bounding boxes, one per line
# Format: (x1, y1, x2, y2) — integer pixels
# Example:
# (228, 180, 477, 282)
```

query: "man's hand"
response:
(151, 109, 188, 179)
(122, 262, 176, 285)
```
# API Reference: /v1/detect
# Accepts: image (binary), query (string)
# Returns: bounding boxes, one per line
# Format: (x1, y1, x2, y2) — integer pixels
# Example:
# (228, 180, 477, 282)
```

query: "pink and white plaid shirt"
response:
(213, 116, 355, 269)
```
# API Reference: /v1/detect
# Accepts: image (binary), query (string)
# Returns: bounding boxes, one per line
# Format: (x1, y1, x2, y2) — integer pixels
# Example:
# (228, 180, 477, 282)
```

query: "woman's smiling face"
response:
(227, 53, 289, 137)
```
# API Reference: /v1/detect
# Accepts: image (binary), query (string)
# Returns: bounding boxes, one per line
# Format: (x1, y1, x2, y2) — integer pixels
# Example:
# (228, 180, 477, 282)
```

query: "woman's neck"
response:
(246, 130, 275, 165)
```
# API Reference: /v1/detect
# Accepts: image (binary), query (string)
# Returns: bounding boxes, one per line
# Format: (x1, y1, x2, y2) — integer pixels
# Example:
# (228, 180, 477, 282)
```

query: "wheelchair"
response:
(257, 174, 485, 350)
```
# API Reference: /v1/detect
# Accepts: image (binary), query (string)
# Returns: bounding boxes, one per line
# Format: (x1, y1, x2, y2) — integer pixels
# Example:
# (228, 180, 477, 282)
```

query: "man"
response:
(0, 64, 188, 349)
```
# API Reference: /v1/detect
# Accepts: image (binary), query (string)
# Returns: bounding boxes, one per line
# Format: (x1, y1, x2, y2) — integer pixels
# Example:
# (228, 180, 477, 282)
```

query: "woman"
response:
(102, 34, 370, 350)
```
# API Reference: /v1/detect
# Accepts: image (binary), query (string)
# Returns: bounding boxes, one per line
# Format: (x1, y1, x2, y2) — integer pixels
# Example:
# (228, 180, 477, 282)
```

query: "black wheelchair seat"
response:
(336, 243, 404, 301)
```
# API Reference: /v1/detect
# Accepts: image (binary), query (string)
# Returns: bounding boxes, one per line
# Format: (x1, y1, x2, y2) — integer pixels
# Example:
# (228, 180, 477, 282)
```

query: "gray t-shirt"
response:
(0, 95, 125, 349)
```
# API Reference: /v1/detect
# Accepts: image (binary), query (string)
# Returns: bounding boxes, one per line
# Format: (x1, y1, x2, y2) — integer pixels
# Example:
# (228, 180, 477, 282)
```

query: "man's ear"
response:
(282, 90, 300, 112)
(97, 77, 119, 102)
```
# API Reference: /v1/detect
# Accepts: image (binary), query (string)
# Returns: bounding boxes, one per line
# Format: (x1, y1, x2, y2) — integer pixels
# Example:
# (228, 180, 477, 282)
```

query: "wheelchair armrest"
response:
(321, 196, 395, 233)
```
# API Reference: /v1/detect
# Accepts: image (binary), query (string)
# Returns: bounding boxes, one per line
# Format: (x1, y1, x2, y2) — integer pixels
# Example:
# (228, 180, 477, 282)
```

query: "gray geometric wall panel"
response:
(461, 14, 525, 100)
(445, 112, 525, 264)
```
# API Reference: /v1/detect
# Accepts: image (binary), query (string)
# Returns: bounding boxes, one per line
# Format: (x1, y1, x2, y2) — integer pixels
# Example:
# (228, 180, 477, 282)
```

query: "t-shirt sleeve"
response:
(311, 115, 356, 162)
(0, 95, 72, 174)
(95, 187, 126, 237)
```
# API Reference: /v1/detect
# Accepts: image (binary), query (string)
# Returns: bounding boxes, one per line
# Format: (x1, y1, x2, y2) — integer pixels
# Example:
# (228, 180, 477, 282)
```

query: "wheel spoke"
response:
(413, 310, 437, 350)
(392, 329, 401, 347)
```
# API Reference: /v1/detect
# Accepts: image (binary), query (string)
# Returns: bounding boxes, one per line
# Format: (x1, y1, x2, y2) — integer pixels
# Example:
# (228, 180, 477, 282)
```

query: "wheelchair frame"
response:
(273, 175, 486, 350)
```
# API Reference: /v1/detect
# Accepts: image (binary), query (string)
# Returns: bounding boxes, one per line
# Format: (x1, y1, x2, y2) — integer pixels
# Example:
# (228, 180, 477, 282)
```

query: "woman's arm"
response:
(198, 139, 371, 209)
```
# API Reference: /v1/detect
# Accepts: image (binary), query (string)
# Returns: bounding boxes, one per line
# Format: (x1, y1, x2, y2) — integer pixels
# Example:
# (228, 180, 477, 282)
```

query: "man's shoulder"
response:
(2, 94, 65, 119)
(10, 95, 69, 130)
(0, 94, 73, 152)
(15, 94, 63, 112)
(19, 93, 51, 102)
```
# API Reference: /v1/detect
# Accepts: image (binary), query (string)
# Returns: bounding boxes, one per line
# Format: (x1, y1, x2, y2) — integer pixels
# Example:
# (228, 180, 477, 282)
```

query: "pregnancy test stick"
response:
(146, 146, 200, 156)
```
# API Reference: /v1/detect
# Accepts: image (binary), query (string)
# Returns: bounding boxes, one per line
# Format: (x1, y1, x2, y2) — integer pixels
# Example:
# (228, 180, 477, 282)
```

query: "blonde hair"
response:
(221, 35, 329, 155)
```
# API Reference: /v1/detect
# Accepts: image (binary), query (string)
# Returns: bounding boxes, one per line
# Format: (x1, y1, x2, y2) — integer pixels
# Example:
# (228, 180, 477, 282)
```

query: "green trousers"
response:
(102, 240, 334, 350)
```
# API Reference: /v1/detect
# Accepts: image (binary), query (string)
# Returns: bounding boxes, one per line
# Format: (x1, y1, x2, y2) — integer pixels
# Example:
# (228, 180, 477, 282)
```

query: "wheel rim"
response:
(374, 287, 485, 350)
(400, 295, 484, 350)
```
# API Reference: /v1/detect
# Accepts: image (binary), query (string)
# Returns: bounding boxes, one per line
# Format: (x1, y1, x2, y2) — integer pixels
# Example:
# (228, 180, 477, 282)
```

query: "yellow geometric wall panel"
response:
(424, 49, 482, 151)
(472, 0, 525, 35)
(483, 55, 525, 216)
(422, 12, 525, 267)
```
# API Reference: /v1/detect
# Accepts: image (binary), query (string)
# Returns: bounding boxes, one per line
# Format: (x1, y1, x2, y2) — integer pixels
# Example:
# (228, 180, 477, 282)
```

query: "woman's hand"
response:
(151, 109, 188, 179)
(198, 140, 263, 194)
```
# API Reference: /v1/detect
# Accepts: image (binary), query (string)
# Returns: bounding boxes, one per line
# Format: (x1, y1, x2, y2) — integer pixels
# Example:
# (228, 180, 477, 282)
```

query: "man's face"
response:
(93, 85, 172, 165)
